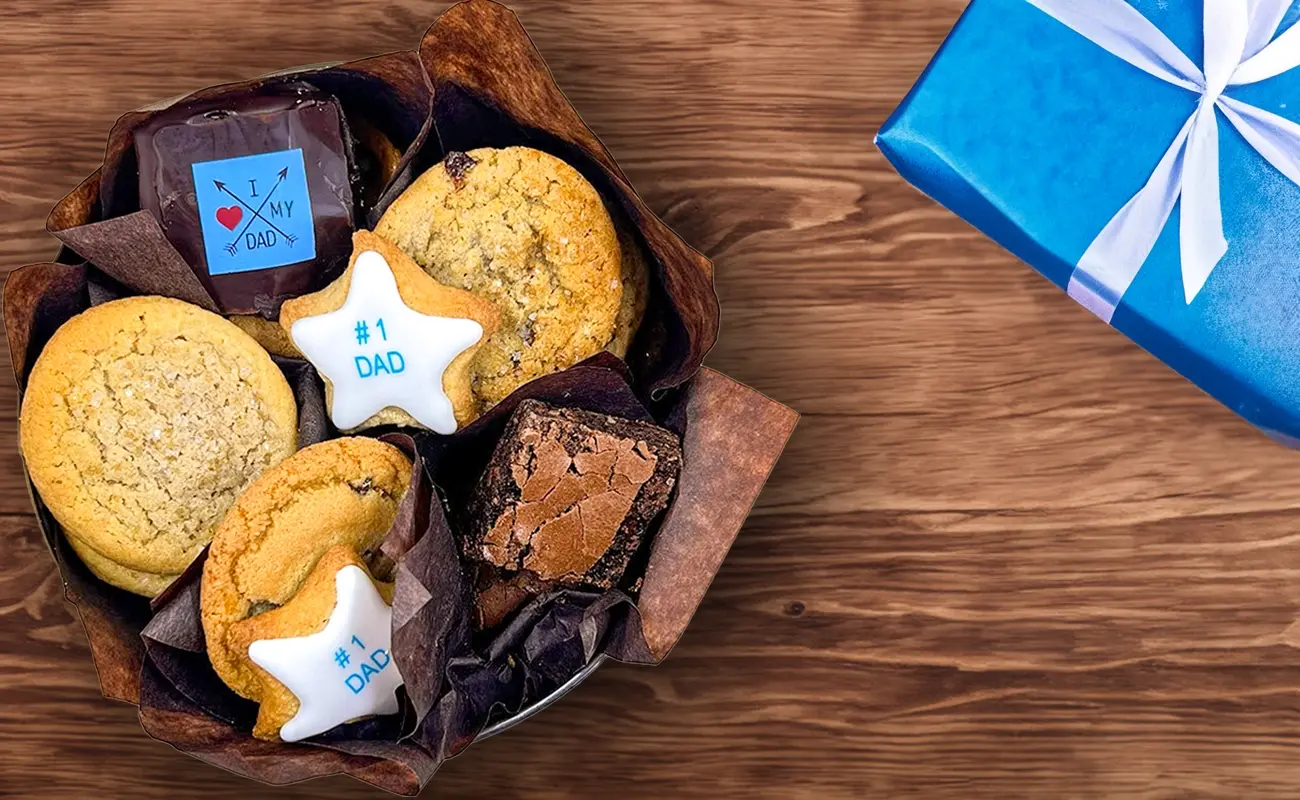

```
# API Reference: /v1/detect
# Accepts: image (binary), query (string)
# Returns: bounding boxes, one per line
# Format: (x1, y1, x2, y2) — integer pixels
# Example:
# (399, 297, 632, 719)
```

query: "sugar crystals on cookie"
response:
(281, 231, 499, 434)
(18, 296, 298, 596)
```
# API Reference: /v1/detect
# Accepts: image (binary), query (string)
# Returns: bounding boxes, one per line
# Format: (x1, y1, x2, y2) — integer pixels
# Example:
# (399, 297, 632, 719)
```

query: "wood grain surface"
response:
(5, 0, 1300, 797)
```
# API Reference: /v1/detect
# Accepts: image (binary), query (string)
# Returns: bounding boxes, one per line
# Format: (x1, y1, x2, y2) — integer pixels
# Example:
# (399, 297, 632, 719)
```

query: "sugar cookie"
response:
(19, 296, 297, 594)
(280, 231, 499, 433)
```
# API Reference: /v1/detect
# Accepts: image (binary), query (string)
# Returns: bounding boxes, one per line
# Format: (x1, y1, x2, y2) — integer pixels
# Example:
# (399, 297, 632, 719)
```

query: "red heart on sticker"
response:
(215, 205, 242, 231)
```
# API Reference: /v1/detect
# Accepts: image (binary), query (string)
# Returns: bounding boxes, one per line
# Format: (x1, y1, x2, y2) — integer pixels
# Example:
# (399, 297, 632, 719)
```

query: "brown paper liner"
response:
(5, 0, 792, 792)
(4, 263, 148, 703)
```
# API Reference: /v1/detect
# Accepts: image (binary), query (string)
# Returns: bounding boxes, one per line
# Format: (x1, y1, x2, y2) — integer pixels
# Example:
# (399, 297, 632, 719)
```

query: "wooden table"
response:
(6, 0, 1300, 796)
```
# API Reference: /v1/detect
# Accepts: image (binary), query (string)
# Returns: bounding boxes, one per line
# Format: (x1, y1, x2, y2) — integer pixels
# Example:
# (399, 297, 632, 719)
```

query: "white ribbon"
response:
(1025, 0, 1300, 322)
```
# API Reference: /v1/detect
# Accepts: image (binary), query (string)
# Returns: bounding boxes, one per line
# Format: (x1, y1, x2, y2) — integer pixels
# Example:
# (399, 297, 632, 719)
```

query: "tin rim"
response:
(474, 654, 607, 740)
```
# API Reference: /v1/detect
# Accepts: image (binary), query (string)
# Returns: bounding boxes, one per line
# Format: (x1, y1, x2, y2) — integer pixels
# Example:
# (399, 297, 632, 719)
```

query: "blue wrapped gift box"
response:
(878, 0, 1300, 443)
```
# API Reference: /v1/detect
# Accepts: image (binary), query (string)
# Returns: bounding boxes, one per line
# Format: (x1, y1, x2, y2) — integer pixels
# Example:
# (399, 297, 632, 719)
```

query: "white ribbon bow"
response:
(1027, 0, 1300, 322)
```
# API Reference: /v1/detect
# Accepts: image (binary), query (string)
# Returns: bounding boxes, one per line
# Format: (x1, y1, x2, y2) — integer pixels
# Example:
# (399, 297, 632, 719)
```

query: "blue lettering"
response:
(346, 674, 366, 695)
(386, 351, 405, 374)
(371, 649, 391, 669)
(354, 356, 373, 378)
(360, 663, 379, 682)
(245, 230, 276, 250)
(372, 353, 391, 376)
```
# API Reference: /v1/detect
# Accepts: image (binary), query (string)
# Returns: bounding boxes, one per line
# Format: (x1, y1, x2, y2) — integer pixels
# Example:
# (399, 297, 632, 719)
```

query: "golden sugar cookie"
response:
(19, 296, 297, 592)
(66, 534, 179, 598)
(280, 231, 499, 433)
(607, 224, 649, 359)
(374, 147, 624, 410)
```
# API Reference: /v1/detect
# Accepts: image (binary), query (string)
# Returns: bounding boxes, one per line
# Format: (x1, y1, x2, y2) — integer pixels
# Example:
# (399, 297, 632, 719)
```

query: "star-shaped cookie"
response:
(280, 231, 500, 433)
(237, 546, 402, 742)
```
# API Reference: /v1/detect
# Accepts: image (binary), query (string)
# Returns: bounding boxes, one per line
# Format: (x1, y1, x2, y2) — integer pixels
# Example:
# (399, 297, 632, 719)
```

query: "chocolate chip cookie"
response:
(200, 436, 411, 735)
(374, 146, 625, 411)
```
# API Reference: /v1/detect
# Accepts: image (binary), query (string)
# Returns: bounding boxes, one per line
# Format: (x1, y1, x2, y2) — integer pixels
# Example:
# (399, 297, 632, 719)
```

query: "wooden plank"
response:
(7, 0, 1300, 797)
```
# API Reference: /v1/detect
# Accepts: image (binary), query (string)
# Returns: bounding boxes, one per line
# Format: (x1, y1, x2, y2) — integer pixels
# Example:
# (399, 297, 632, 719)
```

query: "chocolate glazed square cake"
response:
(133, 82, 357, 315)
(465, 400, 682, 596)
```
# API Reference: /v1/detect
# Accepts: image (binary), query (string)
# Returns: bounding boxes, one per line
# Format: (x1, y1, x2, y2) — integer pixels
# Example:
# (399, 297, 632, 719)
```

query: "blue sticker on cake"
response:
(192, 149, 316, 276)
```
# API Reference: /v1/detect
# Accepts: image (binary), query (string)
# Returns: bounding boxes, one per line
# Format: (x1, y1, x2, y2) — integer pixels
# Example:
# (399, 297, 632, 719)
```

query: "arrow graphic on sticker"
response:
(220, 168, 298, 256)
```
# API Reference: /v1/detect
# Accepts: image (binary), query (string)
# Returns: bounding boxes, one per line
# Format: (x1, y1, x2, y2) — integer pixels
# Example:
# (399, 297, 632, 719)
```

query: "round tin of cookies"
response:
(6, 2, 794, 794)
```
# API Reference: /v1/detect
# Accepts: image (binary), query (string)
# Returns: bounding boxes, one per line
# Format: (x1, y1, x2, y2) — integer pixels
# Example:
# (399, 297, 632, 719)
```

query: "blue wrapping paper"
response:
(878, 0, 1300, 442)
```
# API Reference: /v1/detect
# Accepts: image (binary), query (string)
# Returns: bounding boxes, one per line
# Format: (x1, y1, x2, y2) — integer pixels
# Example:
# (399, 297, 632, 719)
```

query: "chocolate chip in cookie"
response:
(443, 150, 477, 187)
(375, 146, 628, 412)
(200, 436, 412, 739)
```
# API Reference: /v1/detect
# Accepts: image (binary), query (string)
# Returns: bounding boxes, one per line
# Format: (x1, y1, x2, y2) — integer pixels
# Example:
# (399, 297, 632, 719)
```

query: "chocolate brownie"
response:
(464, 399, 682, 591)
(134, 83, 356, 315)
(471, 564, 553, 630)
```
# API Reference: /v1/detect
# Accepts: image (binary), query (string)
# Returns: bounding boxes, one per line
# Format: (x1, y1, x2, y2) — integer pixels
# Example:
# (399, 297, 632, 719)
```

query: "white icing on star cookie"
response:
(247, 565, 404, 743)
(289, 249, 484, 433)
